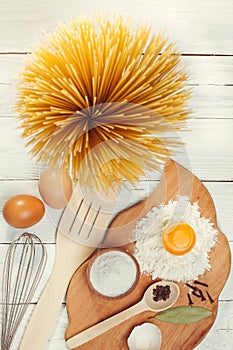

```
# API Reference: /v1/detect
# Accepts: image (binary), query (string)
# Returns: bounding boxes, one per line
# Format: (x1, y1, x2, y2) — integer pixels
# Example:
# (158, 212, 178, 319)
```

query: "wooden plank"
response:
(0, 84, 16, 117)
(1, 56, 233, 122)
(1, 180, 233, 243)
(182, 56, 233, 86)
(196, 329, 233, 350)
(1, 55, 233, 86)
(204, 182, 233, 243)
(180, 118, 233, 181)
(0, 54, 25, 84)
(0, 117, 232, 181)
(190, 86, 233, 119)
(0, 117, 40, 179)
(0, 0, 232, 54)
(0, 303, 232, 349)
(1, 83, 233, 119)
(0, 242, 231, 303)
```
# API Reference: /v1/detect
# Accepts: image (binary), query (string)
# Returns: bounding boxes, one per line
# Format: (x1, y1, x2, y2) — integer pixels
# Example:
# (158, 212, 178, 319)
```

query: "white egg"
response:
(38, 167, 72, 209)
(127, 323, 162, 350)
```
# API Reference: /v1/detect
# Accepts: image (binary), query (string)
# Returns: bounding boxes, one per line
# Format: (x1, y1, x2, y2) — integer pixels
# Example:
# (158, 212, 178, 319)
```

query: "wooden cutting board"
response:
(65, 159, 231, 350)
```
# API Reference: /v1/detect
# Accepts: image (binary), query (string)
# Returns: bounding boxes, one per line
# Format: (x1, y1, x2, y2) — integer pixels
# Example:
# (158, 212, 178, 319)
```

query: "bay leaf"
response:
(155, 306, 212, 324)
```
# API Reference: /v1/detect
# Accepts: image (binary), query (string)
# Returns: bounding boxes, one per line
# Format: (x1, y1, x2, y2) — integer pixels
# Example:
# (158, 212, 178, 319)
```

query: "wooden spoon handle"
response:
(66, 301, 146, 349)
(19, 234, 94, 350)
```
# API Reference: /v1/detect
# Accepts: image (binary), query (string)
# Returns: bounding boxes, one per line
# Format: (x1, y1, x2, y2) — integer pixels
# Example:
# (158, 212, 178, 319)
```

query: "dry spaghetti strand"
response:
(16, 16, 191, 191)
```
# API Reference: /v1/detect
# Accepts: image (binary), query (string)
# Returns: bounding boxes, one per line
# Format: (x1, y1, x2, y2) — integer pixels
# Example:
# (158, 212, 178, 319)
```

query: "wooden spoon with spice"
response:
(66, 281, 180, 349)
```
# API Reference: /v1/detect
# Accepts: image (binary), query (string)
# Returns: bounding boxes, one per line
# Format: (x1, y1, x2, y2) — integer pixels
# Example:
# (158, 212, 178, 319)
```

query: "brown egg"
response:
(38, 167, 73, 209)
(3, 194, 45, 228)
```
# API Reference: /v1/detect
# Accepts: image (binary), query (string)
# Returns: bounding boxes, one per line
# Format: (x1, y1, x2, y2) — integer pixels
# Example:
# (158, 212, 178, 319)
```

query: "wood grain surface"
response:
(65, 160, 231, 350)
(0, 1, 233, 349)
(0, 0, 232, 54)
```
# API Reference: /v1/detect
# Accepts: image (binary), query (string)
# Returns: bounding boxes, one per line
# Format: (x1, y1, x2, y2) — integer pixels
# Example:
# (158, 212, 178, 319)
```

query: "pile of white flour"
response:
(133, 196, 217, 282)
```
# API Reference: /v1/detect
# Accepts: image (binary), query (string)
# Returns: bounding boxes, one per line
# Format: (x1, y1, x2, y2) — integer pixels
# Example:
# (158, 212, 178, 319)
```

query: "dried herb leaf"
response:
(155, 306, 212, 324)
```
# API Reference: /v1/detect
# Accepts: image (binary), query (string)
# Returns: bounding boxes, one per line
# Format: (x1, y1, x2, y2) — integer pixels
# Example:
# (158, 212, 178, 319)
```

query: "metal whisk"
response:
(1, 232, 47, 350)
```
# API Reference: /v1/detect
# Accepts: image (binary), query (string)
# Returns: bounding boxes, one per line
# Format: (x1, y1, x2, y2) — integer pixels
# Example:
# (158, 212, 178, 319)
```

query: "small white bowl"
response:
(87, 248, 140, 299)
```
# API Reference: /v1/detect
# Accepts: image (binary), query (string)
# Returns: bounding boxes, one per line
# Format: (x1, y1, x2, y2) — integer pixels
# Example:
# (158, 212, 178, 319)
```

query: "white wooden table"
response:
(0, 1, 233, 349)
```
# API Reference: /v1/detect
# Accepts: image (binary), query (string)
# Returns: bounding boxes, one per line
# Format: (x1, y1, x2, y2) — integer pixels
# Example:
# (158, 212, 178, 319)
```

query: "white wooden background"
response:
(0, 0, 233, 349)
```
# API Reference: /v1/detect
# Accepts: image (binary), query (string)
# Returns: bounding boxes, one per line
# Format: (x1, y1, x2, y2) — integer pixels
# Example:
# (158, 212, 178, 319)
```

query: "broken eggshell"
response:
(127, 323, 162, 350)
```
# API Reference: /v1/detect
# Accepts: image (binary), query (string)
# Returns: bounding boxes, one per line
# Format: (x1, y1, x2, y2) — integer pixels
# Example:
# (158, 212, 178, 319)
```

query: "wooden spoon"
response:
(66, 281, 180, 349)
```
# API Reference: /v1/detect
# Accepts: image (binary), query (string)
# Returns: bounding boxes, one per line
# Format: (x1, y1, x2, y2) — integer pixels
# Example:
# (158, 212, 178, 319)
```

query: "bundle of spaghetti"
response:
(16, 16, 190, 191)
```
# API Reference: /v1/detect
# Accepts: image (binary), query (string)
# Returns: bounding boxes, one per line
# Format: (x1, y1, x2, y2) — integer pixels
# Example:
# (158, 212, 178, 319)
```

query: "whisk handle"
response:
(19, 233, 94, 350)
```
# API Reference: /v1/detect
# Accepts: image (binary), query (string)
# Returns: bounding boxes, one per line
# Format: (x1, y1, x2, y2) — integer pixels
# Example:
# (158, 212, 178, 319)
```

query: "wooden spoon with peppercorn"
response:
(66, 281, 180, 349)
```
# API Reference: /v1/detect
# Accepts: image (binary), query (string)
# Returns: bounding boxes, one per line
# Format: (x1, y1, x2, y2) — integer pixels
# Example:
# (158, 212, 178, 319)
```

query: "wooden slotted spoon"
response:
(19, 183, 118, 350)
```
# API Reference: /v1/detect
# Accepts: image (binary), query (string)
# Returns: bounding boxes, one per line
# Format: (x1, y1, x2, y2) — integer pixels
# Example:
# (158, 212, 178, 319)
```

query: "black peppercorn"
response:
(152, 285, 171, 302)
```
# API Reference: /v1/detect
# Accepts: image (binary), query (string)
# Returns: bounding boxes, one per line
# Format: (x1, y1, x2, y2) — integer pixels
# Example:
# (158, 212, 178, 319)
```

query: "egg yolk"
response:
(162, 223, 196, 256)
